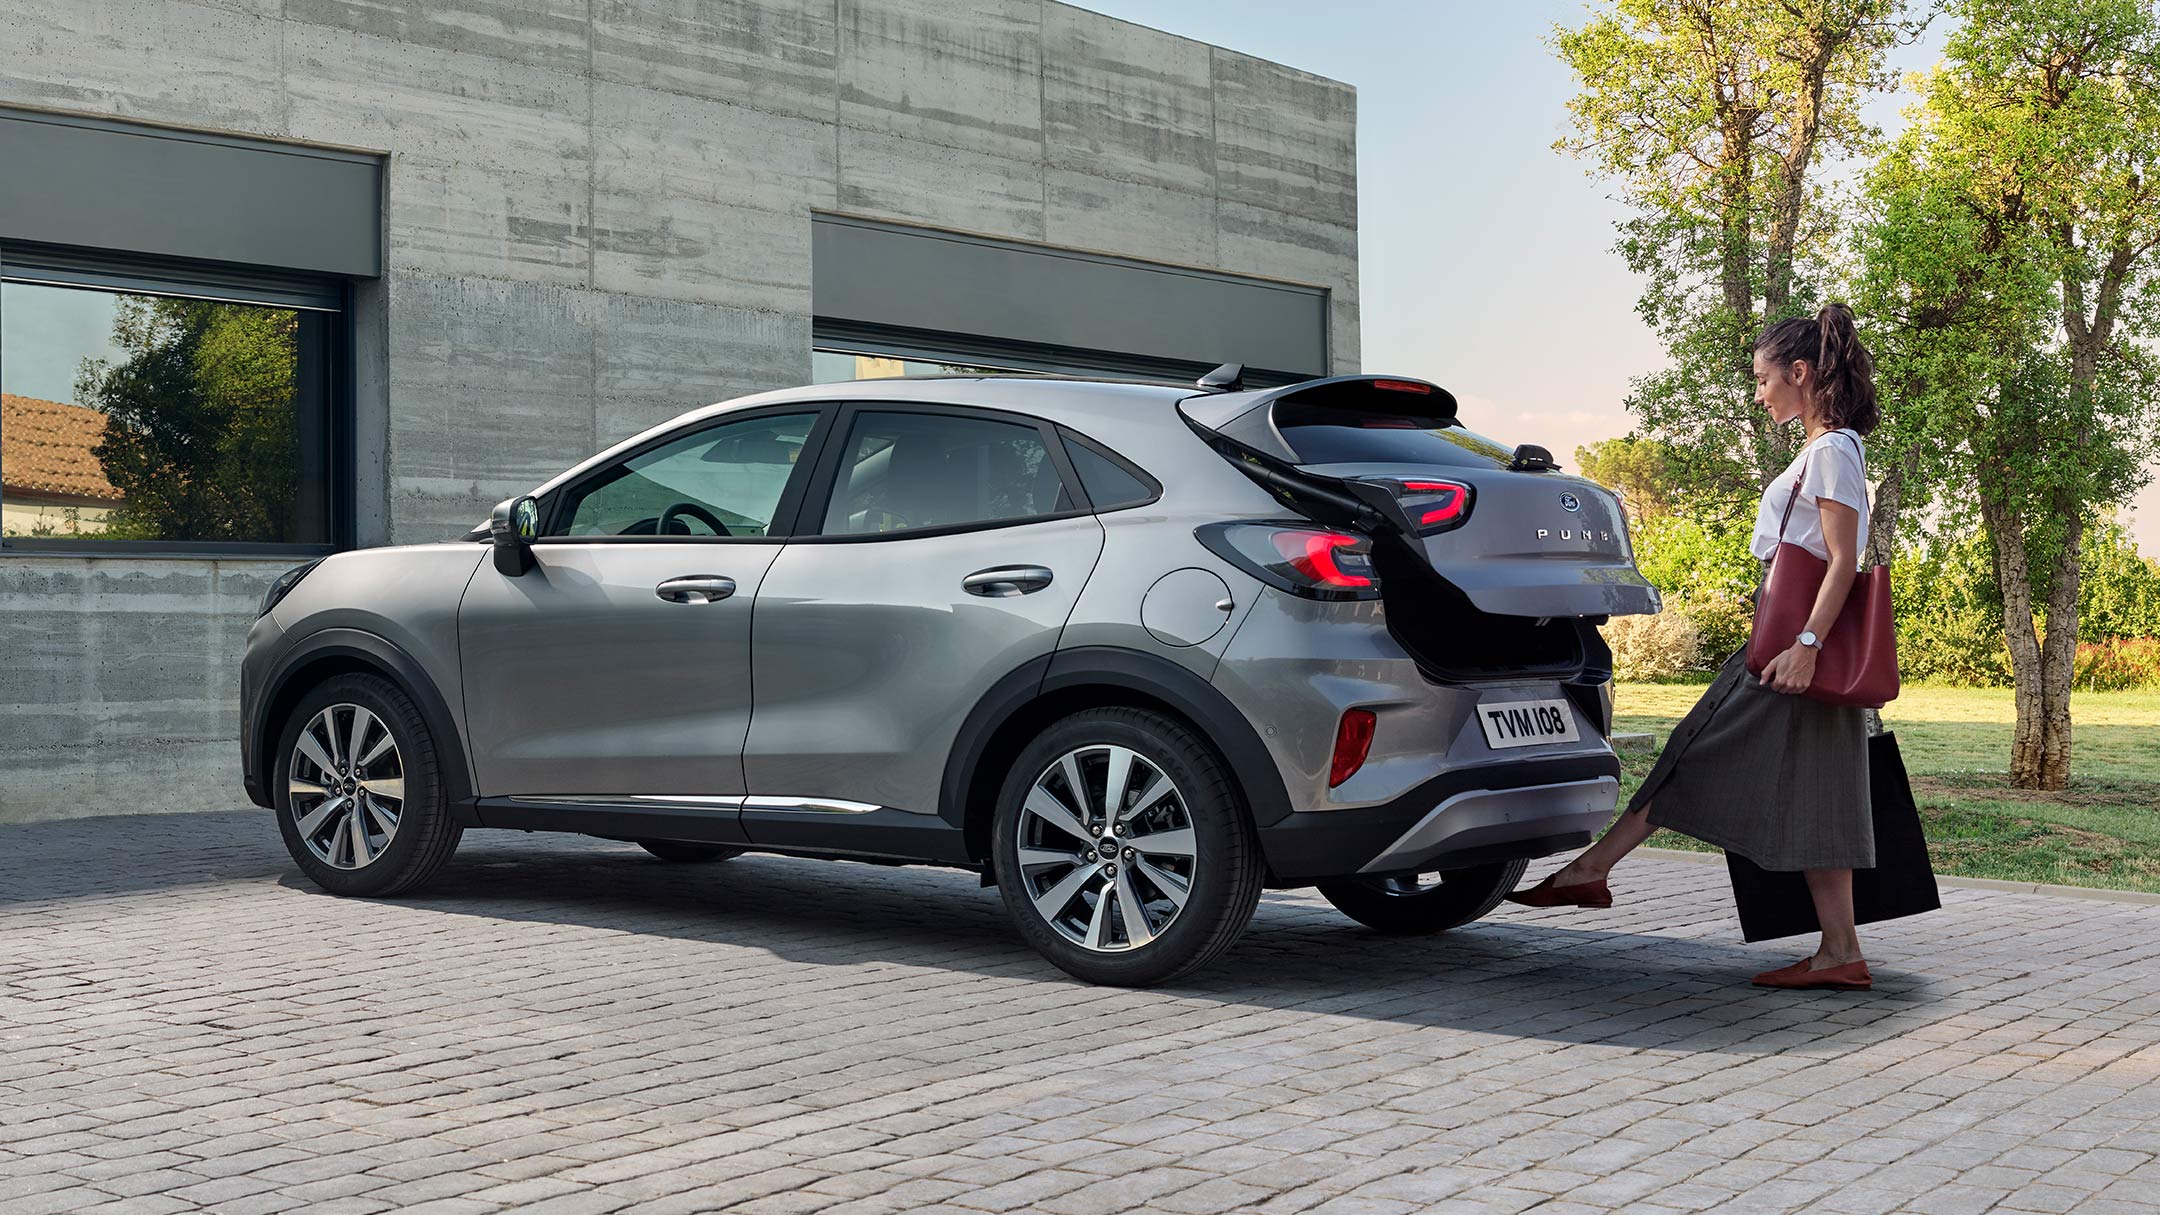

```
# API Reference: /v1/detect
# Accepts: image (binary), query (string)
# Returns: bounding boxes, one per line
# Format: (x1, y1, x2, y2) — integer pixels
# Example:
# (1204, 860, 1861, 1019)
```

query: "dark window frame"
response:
(532, 404, 839, 545)
(0, 241, 353, 559)
(792, 402, 1093, 544)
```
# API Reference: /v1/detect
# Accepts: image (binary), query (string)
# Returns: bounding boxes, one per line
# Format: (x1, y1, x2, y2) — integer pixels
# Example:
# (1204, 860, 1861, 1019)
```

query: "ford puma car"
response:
(242, 371, 1659, 985)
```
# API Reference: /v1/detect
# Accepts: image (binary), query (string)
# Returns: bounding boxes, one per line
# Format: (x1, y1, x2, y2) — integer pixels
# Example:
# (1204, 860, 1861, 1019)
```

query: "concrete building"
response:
(0, 0, 1359, 823)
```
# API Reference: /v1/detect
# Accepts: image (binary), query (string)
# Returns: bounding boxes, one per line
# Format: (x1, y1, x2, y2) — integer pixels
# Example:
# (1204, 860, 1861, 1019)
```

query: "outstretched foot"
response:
(1503, 871, 1614, 909)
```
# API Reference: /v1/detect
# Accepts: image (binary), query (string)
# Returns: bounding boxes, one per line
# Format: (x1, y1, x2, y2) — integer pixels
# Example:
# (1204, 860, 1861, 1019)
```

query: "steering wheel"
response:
(657, 502, 731, 537)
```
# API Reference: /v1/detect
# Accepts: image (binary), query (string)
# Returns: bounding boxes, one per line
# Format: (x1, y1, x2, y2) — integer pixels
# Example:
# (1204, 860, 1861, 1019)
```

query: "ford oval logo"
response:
(1559, 492, 1581, 513)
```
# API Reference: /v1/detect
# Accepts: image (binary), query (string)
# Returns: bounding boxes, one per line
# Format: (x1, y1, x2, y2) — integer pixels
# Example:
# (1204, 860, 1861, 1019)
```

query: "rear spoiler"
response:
(1179, 374, 1460, 465)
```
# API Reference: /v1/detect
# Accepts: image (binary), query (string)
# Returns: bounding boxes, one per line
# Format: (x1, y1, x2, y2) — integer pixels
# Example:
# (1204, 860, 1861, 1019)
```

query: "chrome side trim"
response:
(742, 796, 882, 815)
(520, 795, 747, 809)
(1357, 776, 1620, 875)
(510, 794, 883, 815)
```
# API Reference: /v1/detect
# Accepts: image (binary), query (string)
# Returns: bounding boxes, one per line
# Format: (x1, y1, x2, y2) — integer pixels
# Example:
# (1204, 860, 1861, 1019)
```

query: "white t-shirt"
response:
(1751, 429, 1870, 568)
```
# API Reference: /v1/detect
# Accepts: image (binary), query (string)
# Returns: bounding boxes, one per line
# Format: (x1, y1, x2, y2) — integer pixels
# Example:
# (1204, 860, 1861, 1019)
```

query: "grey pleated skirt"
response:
(1627, 646, 1876, 871)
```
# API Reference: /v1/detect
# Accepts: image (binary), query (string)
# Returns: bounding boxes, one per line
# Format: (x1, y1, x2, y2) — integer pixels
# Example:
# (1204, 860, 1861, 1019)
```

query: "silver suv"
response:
(242, 371, 1658, 985)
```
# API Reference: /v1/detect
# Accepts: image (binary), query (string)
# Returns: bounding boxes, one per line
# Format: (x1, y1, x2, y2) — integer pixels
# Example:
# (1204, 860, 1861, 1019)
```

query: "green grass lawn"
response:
(1613, 682, 2160, 893)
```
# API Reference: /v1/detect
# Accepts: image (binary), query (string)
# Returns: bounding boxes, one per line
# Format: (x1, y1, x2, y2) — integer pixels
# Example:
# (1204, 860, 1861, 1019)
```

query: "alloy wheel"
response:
(287, 703, 404, 870)
(1016, 744, 1197, 952)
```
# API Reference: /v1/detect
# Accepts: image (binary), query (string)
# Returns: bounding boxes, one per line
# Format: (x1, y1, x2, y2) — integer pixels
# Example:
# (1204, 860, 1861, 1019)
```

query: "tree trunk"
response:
(1977, 487, 2053, 788)
(2035, 508, 2083, 789)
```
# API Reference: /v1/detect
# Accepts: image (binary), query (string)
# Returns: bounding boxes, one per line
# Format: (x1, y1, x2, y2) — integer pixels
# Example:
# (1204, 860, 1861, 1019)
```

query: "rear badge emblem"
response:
(1558, 492, 1581, 513)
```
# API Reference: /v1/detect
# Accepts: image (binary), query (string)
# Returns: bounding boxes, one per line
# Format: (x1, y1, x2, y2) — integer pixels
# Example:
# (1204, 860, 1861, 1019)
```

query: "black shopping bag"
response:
(1727, 731, 1941, 943)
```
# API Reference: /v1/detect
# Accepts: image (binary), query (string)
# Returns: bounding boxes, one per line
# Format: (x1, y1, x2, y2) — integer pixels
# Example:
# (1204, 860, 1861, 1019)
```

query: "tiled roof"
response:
(1, 393, 123, 503)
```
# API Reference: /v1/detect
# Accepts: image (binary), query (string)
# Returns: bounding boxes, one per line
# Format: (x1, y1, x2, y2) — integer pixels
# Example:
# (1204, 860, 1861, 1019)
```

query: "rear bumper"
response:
(1255, 751, 1622, 882)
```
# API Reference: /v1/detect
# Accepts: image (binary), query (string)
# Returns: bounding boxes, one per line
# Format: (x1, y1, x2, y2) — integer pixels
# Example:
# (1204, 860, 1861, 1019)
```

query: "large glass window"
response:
(552, 412, 816, 538)
(823, 411, 1071, 536)
(0, 277, 335, 547)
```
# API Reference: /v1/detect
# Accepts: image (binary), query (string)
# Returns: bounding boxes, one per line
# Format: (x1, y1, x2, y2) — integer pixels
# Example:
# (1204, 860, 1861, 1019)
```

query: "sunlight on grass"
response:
(1611, 681, 2160, 893)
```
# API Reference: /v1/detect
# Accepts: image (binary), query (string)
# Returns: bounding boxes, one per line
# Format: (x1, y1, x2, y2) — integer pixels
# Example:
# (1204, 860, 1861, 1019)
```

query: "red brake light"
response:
(1399, 479, 1472, 531)
(1372, 379, 1432, 394)
(1270, 531, 1374, 588)
(1330, 709, 1377, 787)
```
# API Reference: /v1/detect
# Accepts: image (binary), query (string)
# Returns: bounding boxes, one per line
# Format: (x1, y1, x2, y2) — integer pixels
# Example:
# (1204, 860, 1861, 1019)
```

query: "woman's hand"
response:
(1760, 643, 1819, 695)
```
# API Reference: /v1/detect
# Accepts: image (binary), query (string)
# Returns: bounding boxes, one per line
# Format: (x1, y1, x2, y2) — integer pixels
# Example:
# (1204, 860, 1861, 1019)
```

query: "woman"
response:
(1507, 303, 1882, 991)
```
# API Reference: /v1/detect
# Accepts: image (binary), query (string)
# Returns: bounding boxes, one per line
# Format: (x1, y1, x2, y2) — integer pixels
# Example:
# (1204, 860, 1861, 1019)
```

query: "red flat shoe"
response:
(1752, 958, 1871, 990)
(1504, 872, 1613, 909)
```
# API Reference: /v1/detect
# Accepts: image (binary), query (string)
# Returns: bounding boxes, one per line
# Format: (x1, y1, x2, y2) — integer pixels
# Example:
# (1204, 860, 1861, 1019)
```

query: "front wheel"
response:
(1316, 859, 1528, 935)
(991, 707, 1263, 987)
(274, 673, 461, 897)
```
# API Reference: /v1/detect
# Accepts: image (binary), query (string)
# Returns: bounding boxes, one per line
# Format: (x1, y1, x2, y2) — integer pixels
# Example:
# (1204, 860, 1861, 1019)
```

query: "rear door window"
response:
(821, 410, 1074, 535)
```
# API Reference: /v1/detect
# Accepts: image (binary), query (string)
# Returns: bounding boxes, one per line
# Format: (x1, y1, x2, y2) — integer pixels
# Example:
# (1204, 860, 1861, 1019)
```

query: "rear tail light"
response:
(1330, 709, 1377, 787)
(1195, 522, 1381, 601)
(1398, 479, 1474, 534)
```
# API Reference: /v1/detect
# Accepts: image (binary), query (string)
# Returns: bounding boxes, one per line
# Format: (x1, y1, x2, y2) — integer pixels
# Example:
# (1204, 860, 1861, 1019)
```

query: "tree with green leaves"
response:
(1858, 0, 2160, 788)
(1554, 0, 1918, 514)
(77, 296, 303, 543)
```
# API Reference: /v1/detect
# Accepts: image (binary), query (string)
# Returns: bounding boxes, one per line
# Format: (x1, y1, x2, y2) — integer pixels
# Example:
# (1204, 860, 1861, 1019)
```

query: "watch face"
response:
(1799, 631, 1819, 647)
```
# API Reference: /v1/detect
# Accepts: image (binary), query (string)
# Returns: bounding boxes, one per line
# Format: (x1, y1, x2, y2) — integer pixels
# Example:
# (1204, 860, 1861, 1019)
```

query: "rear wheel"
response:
(275, 673, 461, 897)
(1316, 859, 1528, 935)
(636, 840, 742, 863)
(991, 708, 1262, 987)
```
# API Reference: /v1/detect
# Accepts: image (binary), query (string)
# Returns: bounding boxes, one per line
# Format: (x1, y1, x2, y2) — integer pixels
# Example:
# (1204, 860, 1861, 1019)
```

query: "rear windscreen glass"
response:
(1271, 399, 1516, 468)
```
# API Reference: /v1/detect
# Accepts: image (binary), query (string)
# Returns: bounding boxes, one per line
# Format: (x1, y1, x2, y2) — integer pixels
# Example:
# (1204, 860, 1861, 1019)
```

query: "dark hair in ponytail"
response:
(1754, 303, 1880, 436)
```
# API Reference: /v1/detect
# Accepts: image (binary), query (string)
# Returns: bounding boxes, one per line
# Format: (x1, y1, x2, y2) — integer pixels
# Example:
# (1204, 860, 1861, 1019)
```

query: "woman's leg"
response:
(1803, 868, 1864, 966)
(1550, 803, 1658, 886)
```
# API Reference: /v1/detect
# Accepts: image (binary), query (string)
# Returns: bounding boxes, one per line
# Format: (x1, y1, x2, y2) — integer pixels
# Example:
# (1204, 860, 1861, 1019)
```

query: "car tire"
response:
(1315, 858, 1529, 936)
(991, 707, 1263, 987)
(274, 672, 461, 898)
(636, 840, 743, 863)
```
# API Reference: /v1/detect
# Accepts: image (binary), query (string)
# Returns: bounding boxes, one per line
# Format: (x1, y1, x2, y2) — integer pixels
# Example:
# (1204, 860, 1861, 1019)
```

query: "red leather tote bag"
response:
(1744, 442, 1900, 708)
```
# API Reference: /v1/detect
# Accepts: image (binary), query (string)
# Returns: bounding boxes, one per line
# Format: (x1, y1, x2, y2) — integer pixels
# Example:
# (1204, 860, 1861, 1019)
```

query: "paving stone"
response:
(3, 815, 2158, 1215)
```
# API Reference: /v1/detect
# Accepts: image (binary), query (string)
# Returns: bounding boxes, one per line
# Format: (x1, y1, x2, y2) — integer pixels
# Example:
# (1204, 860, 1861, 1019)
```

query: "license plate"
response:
(1477, 698, 1581, 750)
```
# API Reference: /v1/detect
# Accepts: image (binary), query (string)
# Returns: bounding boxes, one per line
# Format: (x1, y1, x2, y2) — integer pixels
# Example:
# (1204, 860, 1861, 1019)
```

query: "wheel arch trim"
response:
(941, 644, 1293, 862)
(249, 628, 475, 812)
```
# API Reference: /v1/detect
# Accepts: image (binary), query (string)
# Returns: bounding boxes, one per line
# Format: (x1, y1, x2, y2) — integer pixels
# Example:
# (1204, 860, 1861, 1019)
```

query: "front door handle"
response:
(655, 575, 737, 604)
(962, 565, 1054, 597)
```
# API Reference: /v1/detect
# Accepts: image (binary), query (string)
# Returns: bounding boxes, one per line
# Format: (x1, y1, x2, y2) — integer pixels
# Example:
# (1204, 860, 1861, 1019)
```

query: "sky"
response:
(1082, 0, 2160, 556)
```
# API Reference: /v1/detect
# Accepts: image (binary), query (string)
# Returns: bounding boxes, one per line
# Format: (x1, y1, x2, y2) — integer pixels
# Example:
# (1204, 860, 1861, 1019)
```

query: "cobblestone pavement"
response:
(4, 812, 2159, 1215)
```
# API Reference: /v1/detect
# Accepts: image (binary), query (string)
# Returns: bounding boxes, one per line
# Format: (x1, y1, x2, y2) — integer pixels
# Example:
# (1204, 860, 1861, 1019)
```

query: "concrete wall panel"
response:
(283, 0, 591, 74)
(0, 0, 289, 133)
(837, 127, 1049, 243)
(1042, 5, 1214, 195)
(592, 84, 834, 311)
(837, 0, 1043, 162)
(1211, 48, 1358, 229)
(592, 295, 811, 444)
(591, 0, 838, 123)
(1044, 168, 1217, 270)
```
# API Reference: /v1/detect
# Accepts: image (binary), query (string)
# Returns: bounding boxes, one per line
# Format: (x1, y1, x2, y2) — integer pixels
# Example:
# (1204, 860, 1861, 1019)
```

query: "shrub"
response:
(1679, 590, 1755, 668)
(2073, 637, 2160, 691)
(1605, 608, 1702, 681)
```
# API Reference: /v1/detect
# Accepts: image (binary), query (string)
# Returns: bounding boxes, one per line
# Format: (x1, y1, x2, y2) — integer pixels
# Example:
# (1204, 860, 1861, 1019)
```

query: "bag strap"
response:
(1775, 430, 1870, 550)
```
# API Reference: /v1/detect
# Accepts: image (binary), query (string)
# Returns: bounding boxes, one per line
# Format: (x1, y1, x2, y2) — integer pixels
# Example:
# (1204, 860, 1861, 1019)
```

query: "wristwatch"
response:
(1797, 630, 1822, 650)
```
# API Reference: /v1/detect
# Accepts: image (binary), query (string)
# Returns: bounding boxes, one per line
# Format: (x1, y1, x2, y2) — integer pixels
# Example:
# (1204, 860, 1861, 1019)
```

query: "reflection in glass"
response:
(810, 348, 1030, 384)
(1, 282, 321, 543)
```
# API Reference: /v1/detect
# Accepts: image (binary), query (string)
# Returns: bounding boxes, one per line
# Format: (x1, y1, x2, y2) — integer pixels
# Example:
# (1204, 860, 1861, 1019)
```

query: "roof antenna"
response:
(1196, 362, 1244, 393)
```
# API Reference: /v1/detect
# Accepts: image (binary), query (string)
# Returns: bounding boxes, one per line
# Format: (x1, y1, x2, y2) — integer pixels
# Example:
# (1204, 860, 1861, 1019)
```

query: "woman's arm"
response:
(1762, 497, 1861, 694)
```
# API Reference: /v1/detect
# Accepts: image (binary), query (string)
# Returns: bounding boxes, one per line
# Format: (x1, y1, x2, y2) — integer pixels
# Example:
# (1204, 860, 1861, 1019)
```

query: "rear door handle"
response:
(655, 575, 737, 604)
(962, 566, 1054, 597)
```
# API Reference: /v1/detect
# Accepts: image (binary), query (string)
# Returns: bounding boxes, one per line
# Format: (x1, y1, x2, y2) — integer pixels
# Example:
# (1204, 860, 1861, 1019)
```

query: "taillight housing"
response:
(1330, 709, 1377, 787)
(1397, 478, 1474, 535)
(1195, 522, 1381, 601)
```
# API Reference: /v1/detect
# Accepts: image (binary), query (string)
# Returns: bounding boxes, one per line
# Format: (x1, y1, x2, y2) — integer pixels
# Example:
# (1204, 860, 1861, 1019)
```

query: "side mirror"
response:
(489, 495, 540, 576)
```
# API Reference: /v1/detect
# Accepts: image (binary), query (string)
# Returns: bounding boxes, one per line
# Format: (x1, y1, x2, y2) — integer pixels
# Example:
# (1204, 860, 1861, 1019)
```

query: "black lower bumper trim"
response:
(1257, 752, 1621, 883)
